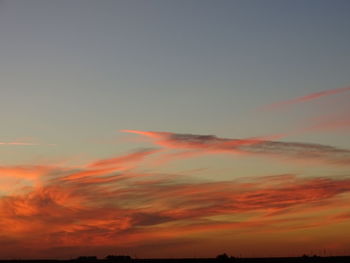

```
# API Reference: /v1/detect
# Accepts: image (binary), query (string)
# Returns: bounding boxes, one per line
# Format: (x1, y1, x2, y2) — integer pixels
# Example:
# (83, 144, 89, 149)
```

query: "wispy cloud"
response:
(88, 148, 158, 169)
(0, 142, 37, 146)
(301, 111, 350, 133)
(263, 86, 350, 110)
(62, 149, 158, 181)
(122, 130, 350, 165)
(0, 138, 56, 147)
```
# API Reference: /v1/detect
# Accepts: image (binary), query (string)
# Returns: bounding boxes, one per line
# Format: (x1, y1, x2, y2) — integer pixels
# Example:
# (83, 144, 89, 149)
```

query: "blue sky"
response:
(0, 0, 349, 162)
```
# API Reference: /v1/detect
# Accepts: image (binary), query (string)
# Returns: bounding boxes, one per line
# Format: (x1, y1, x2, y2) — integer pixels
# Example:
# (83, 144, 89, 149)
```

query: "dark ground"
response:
(1, 256, 350, 263)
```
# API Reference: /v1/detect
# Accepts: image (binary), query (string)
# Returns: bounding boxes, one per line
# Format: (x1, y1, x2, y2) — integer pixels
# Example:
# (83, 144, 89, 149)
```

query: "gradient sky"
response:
(1, 0, 350, 259)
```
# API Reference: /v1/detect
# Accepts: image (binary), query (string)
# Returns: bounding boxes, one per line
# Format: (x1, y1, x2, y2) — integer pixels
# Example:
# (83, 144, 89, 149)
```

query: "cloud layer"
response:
(1, 146, 350, 258)
(1, 86, 350, 258)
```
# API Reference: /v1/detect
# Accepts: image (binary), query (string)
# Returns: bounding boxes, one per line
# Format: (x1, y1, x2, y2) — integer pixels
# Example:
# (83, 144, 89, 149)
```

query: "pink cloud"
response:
(263, 86, 350, 110)
(122, 130, 350, 166)
(0, 142, 37, 146)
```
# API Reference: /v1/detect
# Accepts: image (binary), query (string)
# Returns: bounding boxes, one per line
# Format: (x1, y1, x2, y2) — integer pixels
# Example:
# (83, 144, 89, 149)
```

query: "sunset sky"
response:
(1, 0, 350, 259)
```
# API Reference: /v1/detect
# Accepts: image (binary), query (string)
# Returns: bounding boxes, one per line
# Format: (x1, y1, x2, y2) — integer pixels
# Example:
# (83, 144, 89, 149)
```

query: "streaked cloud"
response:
(263, 86, 350, 110)
(88, 148, 158, 169)
(1, 155, 350, 258)
(122, 130, 350, 165)
(62, 149, 158, 181)
(0, 142, 37, 146)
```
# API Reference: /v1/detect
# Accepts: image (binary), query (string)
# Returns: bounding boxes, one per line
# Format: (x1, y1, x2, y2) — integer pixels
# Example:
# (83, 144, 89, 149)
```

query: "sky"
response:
(0, 0, 350, 259)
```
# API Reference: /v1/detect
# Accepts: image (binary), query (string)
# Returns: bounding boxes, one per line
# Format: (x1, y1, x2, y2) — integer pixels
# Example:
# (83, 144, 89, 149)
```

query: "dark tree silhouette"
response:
(216, 253, 230, 261)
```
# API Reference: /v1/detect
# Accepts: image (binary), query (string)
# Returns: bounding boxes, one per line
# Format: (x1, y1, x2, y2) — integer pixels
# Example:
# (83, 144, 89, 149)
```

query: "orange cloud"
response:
(62, 149, 158, 181)
(88, 148, 158, 169)
(1, 144, 350, 258)
(1, 154, 350, 258)
(0, 165, 57, 192)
